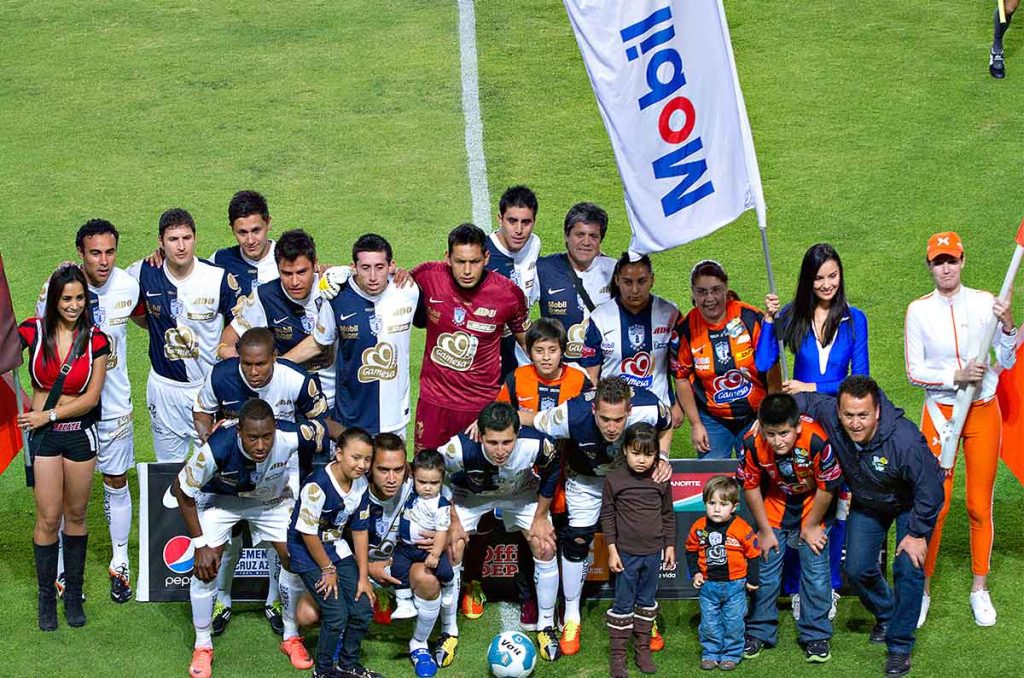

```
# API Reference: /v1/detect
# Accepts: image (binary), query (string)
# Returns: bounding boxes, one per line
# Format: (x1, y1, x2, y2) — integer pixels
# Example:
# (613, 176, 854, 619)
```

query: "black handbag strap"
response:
(564, 255, 596, 312)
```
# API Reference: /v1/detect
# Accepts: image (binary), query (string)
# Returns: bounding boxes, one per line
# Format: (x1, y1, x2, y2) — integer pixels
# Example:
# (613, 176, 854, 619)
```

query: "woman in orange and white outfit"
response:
(904, 231, 1017, 628)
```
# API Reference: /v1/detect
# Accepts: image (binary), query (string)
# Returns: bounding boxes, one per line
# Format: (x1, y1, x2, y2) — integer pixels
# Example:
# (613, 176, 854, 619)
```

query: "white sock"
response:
(57, 520, 65, 576)
(190, 576, 217, 649)
(410, 595, 442, 650)
(279, 568, 304, 641)
(215, 537, 242, 607)
(265, 548, 281, 606)
(440, 563, 462, 636)
(534, 557, 559, 628)
(103, 482, 132, 570)
(396, 587, 413, 604)
(561, 556, 588, 624)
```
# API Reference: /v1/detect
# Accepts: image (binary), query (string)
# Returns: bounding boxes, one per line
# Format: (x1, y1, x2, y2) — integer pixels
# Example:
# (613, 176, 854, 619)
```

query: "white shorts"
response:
(198, 496, 293, 548)
(454, 491, 542, 534)
(146, 370, 201, 463)
(96, 414, 135, 476)
(565, 472, 604, 528)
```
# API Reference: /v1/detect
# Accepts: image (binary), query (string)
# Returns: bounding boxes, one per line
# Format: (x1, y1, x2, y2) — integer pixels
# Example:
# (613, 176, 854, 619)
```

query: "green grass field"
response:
(2, 1, 1024, 675)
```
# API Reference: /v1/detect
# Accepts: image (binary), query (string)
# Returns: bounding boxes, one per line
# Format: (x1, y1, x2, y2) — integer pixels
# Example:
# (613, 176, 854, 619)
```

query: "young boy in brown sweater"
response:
(600, 422, 676, 677)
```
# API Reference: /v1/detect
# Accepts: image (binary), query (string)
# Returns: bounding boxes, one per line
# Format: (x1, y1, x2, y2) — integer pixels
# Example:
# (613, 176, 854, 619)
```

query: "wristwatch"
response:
(48, 409, 58, 423)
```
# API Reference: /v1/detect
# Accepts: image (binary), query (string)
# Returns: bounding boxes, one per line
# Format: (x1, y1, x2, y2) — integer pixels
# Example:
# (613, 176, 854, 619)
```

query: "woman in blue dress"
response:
(755, 243, 869, 622)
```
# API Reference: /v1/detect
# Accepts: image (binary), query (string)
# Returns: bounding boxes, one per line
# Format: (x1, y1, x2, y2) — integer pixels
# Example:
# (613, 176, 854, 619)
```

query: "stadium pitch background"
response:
(1, 1, 1023, 675)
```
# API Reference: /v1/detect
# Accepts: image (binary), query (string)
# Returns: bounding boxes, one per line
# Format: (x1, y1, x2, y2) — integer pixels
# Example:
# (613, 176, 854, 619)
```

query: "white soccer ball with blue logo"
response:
(487, 631, 537, 677)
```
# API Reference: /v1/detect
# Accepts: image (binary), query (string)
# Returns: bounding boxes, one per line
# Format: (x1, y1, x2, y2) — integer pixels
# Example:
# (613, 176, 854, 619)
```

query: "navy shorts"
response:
(390, 541, 454, 586)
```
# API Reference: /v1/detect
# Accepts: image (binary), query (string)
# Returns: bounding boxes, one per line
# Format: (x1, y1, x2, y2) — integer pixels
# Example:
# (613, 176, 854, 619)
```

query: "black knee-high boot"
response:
(34, 542, 59, 631)
(62, 533, 88, 627)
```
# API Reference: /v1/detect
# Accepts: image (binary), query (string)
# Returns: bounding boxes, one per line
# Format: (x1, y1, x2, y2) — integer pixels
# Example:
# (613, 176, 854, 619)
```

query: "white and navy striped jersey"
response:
(581, 295, 679, 406)
(177, 419, 327, 503)
(209, 242, 278, 296)
(440, 426, 559, 499)
(128, 260, 243, 385)
(535, 253, 616, 363)
(398, 492, 452, 544)
(533, 386, 670, 477)
(486, 232, 541, 307)
(37, 267, 139, 419)
(230, 278, 336, 407)
(194, 357, 329, 424)
(288, 468, 371, 568)
(314, 279, 418, 435)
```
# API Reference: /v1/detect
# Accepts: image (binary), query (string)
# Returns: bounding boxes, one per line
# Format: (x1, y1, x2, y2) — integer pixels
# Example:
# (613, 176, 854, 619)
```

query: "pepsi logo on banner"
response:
(163, 535, 195, 574)
(621, 6, 713, 217)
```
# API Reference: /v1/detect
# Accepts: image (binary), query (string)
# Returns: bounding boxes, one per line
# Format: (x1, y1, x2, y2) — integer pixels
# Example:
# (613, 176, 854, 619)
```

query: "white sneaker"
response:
(791, 593, 801, 621)
(828, 590, 841, 621)
(917, 593, 930, 629)
(392, 597, 419, 620)
(970, 590, 997, 627)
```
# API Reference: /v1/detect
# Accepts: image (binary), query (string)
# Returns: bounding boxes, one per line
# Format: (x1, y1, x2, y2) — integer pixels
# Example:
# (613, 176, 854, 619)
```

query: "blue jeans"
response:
(299, 558, 373, 672)
(747, 527, 832, 645)
(783, 517, 846, 592)
(698, 579, 747, 662)
(843, 508, 925, 654)
(698, 410, 753, 460)
(611, 551, 661, 614)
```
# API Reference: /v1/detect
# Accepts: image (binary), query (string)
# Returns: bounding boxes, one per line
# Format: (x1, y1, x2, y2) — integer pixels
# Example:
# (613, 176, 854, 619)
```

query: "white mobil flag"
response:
(565, 0, 766, 255)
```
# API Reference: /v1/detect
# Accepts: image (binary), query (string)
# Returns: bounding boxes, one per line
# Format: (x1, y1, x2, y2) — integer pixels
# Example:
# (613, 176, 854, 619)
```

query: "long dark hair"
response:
(779, 243, 850, 354)
(42, 265, 92, 365)
(610, 251, 653, 300)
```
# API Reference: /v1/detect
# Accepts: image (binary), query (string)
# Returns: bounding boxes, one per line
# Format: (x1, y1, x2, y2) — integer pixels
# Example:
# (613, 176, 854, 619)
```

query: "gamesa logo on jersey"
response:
(163, 535, 195, 574)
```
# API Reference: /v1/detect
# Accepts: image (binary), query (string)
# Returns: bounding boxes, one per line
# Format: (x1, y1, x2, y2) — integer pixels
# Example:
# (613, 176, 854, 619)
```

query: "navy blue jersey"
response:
(441, 426, 559, 498)
(129, 260, 243, 383)
(535, 253, 616, 362)
(533, 386, 670, 477)
(194, 357, 328, 424)
(288, 468, 371, 570)
(178, 419, 328, 500)
(209, 242, 278, 296)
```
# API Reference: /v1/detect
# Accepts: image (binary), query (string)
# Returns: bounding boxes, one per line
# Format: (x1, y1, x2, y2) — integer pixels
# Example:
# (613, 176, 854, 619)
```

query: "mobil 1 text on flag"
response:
(565, 0, 766, 254)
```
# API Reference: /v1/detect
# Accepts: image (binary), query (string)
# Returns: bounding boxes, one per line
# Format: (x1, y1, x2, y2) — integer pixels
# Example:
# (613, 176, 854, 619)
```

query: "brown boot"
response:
(633, 604, 658, 674)
(606, 610, 633, 678)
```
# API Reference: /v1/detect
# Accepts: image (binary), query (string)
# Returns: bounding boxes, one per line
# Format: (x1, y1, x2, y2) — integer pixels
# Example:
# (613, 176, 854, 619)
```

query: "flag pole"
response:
(756, 206, 789, 380)
(11, 367, 33, 486)
(940, 218, 1024, 469)
(999, 0, 1007, 25)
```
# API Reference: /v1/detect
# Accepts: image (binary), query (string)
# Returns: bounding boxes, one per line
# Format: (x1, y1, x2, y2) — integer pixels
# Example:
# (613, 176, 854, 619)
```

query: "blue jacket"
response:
(755, 304, 869, 395)
(794, 390, 944, 539)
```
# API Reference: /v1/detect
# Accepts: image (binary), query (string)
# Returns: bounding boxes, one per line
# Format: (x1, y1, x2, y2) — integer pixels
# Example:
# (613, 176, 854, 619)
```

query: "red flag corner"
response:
(997, 342, 1024, 486)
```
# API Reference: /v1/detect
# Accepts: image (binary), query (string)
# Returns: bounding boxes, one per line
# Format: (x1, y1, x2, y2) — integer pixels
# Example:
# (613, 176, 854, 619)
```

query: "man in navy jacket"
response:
(795, 376, 944, 678)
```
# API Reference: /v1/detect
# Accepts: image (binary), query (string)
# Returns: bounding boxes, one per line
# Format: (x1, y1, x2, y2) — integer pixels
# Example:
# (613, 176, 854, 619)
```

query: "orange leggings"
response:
(920, 398, 1002, 578)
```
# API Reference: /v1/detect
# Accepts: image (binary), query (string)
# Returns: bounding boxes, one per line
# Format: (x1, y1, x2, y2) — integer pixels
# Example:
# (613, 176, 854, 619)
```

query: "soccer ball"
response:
(487, 631, 537, 677)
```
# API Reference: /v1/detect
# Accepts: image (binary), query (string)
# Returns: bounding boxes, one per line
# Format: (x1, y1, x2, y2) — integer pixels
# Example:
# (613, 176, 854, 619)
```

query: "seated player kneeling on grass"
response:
(173, 398, 329, 678)
(601, 422, 676, 678)
(686, 476, 761, 671)
(439, 402, 562, 666)
(739, 393, 841, 663)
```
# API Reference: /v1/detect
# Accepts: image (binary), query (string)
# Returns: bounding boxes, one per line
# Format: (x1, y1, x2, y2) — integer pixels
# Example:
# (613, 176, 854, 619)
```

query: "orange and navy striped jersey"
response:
(685, 515, 760, 584)
(738, 416, 842, 530)
(672, 299, 767, 422)
(497, 363, 592, 412)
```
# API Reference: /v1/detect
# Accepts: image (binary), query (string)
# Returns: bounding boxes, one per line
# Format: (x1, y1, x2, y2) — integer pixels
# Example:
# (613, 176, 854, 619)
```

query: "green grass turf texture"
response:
(1, 0, 1023, 675)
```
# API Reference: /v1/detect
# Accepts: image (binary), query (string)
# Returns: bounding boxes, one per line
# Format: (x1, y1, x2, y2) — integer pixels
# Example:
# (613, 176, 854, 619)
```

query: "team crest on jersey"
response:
(453, 307, 467, 326)
(871, 456, 888, 472)
(510, 269, 522, 286)
(576, 294, 587, 313)
(251, 278, 261, 291)
(358, 342, 398, 382)
(540, 397, 556, 411)
(430, 332, 478, 372)
(714, 341, 731, 365)
(92, 305, 107, 326)
(628, 324, 645, 350)
(369, 313, 382, 337)
(170, 298, 185, 318)
(302, 313, 315, 334)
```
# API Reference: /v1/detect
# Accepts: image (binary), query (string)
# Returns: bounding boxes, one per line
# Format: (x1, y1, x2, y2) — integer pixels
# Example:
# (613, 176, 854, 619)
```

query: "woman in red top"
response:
(673, 260, 775, 459)
(18, 265, 109, 631)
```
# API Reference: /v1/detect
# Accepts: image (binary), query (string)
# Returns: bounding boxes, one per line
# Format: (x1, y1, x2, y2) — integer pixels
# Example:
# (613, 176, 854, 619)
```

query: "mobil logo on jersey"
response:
(163, 535, 195, 574)
(711, 368, 752, 404)
(620, 351, 653, 389)
(620, 5, 713, 218)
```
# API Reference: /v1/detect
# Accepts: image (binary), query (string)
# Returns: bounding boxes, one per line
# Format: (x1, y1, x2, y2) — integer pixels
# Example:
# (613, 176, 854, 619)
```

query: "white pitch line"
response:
(457, 0, 492, 229)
